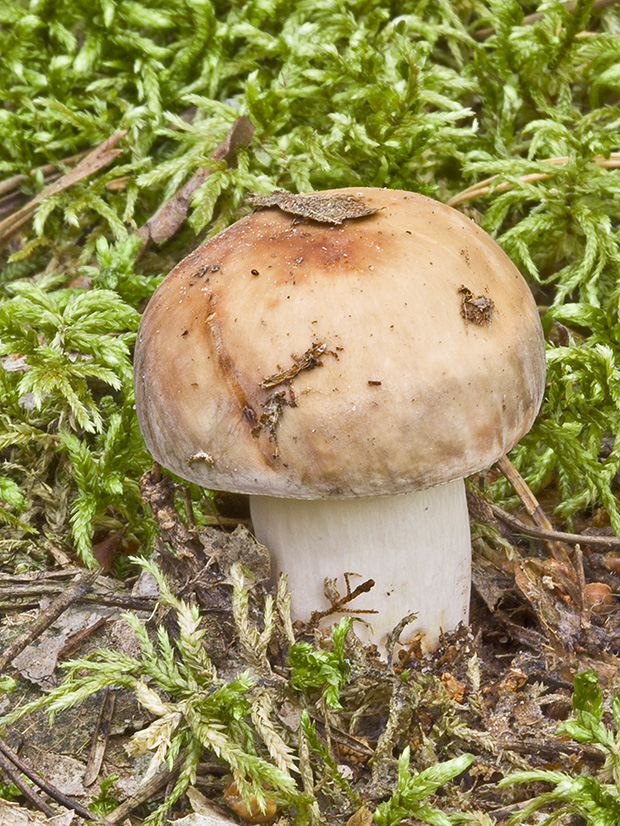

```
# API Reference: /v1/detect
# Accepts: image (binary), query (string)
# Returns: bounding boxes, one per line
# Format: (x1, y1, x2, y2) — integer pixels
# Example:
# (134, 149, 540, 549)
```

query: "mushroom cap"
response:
(134, 187, 546, 498)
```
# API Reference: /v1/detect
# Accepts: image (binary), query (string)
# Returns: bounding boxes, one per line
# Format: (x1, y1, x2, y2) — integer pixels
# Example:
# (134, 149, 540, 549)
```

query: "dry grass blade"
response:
(496, 455, 573, 566)
(447, 153, 620, 207)
(83, 687, 117, 787)
(0, 130, 126, 246)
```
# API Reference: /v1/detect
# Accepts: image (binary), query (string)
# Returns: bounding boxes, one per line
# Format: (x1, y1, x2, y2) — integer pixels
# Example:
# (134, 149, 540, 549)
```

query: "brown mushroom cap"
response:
(134, 187, 546, 498)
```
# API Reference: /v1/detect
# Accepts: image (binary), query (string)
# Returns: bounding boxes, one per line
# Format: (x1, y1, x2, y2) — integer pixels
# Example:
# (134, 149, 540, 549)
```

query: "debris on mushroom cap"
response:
(250, 189, 379, 223)
(134, 187, 546, 498)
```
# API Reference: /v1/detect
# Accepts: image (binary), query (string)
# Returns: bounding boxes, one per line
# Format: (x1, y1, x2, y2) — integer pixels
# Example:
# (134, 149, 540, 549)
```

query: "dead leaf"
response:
(472, 555, 513, 611)
(12, 633, 69, 689)
(201, 524, 272, 583)
(182, 787, 238, 825)
(514, 561, 581, 646)
(138, 115, 254, 243)
(223, 781, 277, 823)
(0, 800, 74, 826)
(92, 528, 126, 572)
(30, 752, 86, 798)
(346, 806, 373, 826)
(250, 190, 378, 224)
(441, 671, 466, 703)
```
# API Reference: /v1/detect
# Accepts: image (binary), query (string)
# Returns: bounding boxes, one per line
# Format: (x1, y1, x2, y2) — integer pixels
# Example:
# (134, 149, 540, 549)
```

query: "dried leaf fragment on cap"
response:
(250, 190, 378, 224)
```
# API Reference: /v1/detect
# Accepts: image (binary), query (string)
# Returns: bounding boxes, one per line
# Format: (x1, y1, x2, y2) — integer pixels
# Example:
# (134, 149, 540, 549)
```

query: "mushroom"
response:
(134, 187, 546, 652)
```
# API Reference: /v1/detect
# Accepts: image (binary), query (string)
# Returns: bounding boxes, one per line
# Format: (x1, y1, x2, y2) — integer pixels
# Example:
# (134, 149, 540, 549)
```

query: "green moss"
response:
(2, 0, 620, 563)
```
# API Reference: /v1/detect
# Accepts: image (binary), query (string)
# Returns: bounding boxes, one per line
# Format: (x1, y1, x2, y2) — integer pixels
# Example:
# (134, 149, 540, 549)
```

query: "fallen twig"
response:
(307, 576, 377, 631)
(0, 569, 100, 671)
(499, 734, 605, 764)
(0, 153, 84, 199)
(447, 153, 620, 207)
(0, 737, 115, 826)
(58, 615, 110, 659)
(0, 570, 155, 611)
(0, 745, 56, 818)
(485, 497, 620, 550)
(496, 455, 573, 564)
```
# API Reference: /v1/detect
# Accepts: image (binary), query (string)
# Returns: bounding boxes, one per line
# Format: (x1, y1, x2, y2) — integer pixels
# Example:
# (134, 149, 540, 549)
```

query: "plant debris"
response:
(251, 390, 291, 451)
(250, 191, 378, 224)
(260, 342, 330, 389)
(0, 132, 126, 248)
(459, 286, 494, 325)
(2, 468, 620, 824)
(138, 117, 254, 245)
(250, 342, 337, 453)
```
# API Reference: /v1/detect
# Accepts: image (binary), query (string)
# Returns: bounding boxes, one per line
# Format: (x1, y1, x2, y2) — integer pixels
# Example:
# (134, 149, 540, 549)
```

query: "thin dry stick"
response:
(474, 0, 620, 40)
(83, 687, 116, 787)
(497, 734, 604, 764)
(496, 455, 573, 565)
(307, 712, 374, 760)
(573, 544, 591, 631)
(0, 746, 56, 818)
(58, 615, 109, 658)
(306, 577, 377, 631)
(0, 738, 115, 826)
(0, 568, 83, 582)
(0, 569, 100, 671)
(487, 499, 620, 550)
(105, 755, 184, 824)
(0, 581, 153, 612)
(447, 154, 620, 207)
(0, 153, 84, 198)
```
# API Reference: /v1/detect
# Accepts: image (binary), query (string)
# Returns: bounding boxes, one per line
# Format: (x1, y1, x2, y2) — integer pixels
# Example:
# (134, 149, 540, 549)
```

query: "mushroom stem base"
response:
(250, 479, 471, 653)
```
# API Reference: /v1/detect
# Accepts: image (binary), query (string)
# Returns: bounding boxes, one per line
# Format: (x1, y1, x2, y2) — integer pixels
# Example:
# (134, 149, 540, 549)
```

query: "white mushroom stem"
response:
(249, 478, 471, 653)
